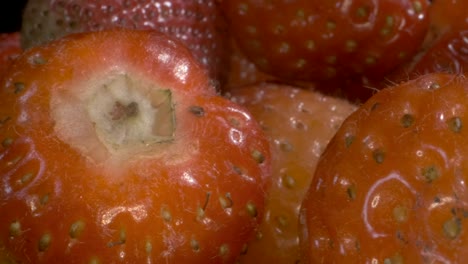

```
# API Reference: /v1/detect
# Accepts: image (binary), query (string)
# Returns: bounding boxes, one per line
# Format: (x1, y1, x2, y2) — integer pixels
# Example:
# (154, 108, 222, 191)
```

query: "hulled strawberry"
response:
(300, 73, 468, 263)
(0, 29, 271, 263)
(228, 83, 356, 263)
(221, 0, 431, 87)
(21, 0, 229, 85)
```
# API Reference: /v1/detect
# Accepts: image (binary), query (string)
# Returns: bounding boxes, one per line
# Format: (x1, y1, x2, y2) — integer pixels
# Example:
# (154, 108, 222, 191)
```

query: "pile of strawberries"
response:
(2, 0, 468, 263)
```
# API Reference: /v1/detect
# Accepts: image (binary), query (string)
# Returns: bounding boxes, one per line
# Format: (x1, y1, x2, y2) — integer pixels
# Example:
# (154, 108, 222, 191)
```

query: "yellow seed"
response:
(145, 240, 153, 254)
(274, 25, 285, 35)
(248, 40, 261, 50)
(219, 193, 233, 209)
(20, 173, 34, 185)
(400, 114, 415, 128)
(89, 257, 100, 264)
(278, 42, 290, 53)
(219, 244, 229, 256)
(2, 138, 13, 148)
(296, 59, 306, 68)
(14, 82, 25, 94)
(365, 56, 376, 65)
(191, 239, 200, 252)
(69, 220, 86, 239)
(381, 28, 391, 36)
(393, 205, 408, 223)
(282, 174, 296, 189)
(326, 56, 337, 64)
(161, 207, 172, 222)
(386, 16, 394, 27)
(345, 40, 357, 52)
(296, 9, 305, 19)
(38, 233, 52, 252)
(197, 207, 205, 220)
(429, 82, 441, 90)
(246, 202, 258, 217)
(9, 221, 21, 237)
(443, 218, 462, 239)
(238, 3, 248, 15)
(413, 1, 423, 13)
(373, 149, 386, 164)
(447, 117, 462, 133)
(356, 7, 367, 17)
(384, 252, 404, 264)
(422, 166, 439, 183)
(256, 231, 263, 240)
(246, 26, 256, 34)
(347, 185, 357, 200)
(276, 215, 288, 228)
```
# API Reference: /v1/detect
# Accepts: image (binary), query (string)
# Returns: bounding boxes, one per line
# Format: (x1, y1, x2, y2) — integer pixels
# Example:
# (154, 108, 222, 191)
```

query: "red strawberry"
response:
(224, 39, 379, 103)
(0, 29, 271, 263)
(396, 29, 468, 78)
(300, 73, 468, 263)
(227, 83, 356, 264)
(221, 0, 431, 87)
(0, 32, 22, 78)
(388, 0, 468, 81)
(225, 39, 276, 89)
(426, 0, 468, 35)
(21, 0, 229, 85)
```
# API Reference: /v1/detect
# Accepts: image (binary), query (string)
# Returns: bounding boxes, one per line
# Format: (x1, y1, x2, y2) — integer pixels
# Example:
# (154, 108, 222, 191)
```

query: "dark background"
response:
(1, 0, 28, 33)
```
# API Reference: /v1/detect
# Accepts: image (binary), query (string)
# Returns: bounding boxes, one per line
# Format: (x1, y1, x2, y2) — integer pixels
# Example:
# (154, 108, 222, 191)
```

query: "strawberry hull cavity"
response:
(0, 29, 271, 263)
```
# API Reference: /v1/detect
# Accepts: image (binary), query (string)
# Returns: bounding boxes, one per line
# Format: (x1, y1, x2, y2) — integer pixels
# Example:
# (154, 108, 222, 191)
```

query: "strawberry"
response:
(224, 39, 378, 103)
(395, 29, 468, 79)
(0, 29, 271, 263)
(300, 73, 468, 263)
(225, 39, 276, 90)
(0, 32, 22, 78)
(388, 0, 468, 81)
(227, 83, 356, 263)
(20, 0, 229, 85)
(221, 0, 431, 86)
(426, 0, 467, 35)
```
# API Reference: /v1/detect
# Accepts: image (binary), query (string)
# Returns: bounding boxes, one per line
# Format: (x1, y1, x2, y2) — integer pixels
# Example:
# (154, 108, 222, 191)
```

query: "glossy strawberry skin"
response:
(221, 0, 431, 85)
(404, 29, 468, 76)
(0, 29, 271, 263)
(228, 83, 356, 264)
(300, 73, 468, 263)
(21, 0, 229, 85)
(389, 0, 468, 81)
